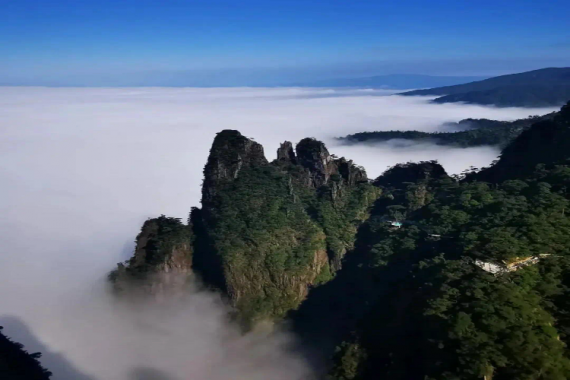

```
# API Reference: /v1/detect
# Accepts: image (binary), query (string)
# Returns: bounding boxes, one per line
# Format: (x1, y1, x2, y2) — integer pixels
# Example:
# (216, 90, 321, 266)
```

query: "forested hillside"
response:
(292, 101, 570, 379)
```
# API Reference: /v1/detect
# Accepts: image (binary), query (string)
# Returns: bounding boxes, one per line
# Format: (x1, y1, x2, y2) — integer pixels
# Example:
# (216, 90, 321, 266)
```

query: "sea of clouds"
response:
(0, 86, 557, 379)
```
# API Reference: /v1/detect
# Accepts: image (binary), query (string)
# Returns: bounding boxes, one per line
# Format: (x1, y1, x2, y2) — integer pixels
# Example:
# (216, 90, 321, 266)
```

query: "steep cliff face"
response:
(192, 131, 378, 322)
(279, 138, 376, 270)
(296, 138, 338, 188)
(202, 130, 268, 205)
(276, 141, 297, 163)
(110, 216, 193, 296)
(192, 131, 328, 322)
(294, 138, 367, 190)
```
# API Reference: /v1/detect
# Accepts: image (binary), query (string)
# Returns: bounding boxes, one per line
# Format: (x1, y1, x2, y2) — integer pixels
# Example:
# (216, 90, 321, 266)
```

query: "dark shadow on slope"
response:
(286, 210, 385, 372)
(0, 316, 95, 380)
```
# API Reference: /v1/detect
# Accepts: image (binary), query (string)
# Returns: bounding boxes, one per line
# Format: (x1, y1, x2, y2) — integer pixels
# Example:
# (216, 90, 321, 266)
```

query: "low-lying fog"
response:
(0, 87, 557, 379)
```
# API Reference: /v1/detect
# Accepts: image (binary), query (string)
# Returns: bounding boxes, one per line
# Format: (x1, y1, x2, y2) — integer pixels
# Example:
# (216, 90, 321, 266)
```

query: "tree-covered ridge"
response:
(338, 113, 555, 149)
(0, 327, 52, 380)
(320, 102, 570, 379)
(473, 102, 570, 183)
(430, 84, 570, 107)
(401, 67, 570, 107)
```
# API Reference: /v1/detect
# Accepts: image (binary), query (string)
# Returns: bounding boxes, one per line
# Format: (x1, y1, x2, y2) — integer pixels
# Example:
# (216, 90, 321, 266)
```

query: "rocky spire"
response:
(295, 138, 368, 188)
(202, 130, 267, 204)
(276, 141, 297, 163)
(295, 138, 337, 188)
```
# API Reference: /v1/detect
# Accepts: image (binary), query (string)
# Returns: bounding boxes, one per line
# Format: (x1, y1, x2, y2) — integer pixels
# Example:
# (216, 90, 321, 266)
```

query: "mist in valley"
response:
(0, 87, 557, 379)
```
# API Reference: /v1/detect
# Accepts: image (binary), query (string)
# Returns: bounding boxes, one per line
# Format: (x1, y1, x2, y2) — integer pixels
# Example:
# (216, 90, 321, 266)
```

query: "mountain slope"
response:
(474, 101, 570, 182)
(401, 67, 570, 107)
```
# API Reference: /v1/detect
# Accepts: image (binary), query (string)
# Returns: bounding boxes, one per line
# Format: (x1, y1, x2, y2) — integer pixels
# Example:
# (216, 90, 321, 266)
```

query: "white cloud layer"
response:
(0, 87, 557, 379)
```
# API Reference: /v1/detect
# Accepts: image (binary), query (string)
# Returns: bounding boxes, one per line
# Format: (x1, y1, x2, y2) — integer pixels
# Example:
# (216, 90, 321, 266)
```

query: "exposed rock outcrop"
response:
(296, 138, 338, 188)
(337, 158, 367, 186)
(202, 130, 267, 205)
(276, 141, 297, 163)
(110, 216, 193, 296)
(294, 137, 368, 204)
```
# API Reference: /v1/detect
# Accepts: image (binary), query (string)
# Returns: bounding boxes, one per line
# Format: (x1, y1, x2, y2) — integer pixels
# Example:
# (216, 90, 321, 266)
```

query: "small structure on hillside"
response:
(474, 260, 505, 275)
(474, 255, 551, 275)
(427, 233, 442, 241)
(388, 221, 403, 229)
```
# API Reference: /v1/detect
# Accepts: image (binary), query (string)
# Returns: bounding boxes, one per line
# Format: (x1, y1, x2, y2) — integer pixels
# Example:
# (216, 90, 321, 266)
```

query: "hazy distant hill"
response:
(302, 74, 487, 89)
(401, 67, 570, 107)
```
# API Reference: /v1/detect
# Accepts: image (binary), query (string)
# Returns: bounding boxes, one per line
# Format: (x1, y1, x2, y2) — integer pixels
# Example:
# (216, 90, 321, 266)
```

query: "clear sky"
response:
(1, 0, 569, 85)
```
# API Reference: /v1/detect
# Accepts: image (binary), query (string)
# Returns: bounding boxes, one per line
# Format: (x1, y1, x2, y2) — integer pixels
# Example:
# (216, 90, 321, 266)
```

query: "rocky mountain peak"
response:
(276, 141, 297, 163)
(295, 138, 368, 188)
(109, 216, 193, 296)
(296, 138, 337, 188)
(202, 130, 267, 203)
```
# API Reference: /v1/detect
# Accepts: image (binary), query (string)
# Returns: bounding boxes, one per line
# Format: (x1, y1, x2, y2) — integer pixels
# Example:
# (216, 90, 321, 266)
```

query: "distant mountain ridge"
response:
(300, 74, 487, 89)
(401, 67, 570, 107)
(338, 112, 557, 148)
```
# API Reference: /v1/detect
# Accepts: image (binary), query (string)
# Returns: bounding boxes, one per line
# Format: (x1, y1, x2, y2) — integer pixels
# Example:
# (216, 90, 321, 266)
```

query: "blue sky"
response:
(1, 0, 569, 85)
